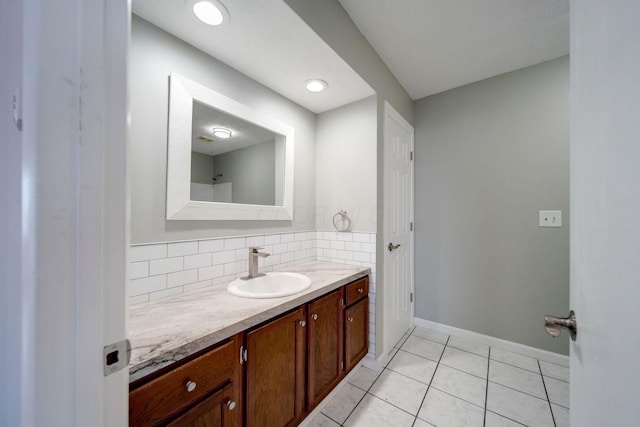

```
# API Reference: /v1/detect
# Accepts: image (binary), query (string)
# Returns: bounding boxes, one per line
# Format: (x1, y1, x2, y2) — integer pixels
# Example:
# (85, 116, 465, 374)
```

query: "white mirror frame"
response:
(166, 73, 294, 220)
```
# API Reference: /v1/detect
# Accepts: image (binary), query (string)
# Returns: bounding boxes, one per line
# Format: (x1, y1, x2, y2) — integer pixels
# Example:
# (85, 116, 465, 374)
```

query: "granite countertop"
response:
(128, 261, 370, 383)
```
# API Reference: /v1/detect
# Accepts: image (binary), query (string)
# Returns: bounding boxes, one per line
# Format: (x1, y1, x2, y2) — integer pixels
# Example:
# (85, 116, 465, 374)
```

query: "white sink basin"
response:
(227, 272, 312, 298)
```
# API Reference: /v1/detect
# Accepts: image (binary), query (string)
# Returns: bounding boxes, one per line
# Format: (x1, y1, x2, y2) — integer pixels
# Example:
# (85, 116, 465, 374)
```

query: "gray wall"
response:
(316, 96, 377, 232)
(213, 140, 276, 206)
(190, 152, 214, 185)
(414, 56, 570, 354)
(285, 0, 414, 358)
(130, 16, 316, 244)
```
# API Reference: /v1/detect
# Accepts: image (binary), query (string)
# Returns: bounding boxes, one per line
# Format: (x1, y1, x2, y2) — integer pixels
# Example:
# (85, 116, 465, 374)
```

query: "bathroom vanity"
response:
(128, 262, 370, 426)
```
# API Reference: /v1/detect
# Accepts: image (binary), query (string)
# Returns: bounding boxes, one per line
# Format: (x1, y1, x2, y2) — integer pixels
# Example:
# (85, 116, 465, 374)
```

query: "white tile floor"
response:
(308, 326, 570, 427)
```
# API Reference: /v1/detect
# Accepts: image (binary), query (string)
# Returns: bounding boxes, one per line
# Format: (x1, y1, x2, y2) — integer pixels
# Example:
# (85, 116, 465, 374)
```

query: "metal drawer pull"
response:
(311, 313, 318, 321)
(226, 400, 236, 411)
(185, 380, 197, 393)
(347, 316, 354, 322)
(299, 320, 306, 327)
(357, 288, 363, 293)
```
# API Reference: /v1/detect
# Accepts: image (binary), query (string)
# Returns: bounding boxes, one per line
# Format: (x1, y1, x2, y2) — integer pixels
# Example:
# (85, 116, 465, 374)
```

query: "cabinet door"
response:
(245, 307, 307, 427)
(166, 383, 236, 427)
(345, 297, 368, 372)
(307, 289, 344, 409)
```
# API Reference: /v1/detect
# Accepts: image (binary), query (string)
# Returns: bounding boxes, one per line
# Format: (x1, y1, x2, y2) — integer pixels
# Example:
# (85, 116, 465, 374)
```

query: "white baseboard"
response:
(414, 317, 570, 367)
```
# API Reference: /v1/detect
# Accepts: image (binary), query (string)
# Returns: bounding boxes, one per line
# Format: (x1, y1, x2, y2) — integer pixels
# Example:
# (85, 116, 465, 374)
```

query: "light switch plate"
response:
(539, 210, 562, 227)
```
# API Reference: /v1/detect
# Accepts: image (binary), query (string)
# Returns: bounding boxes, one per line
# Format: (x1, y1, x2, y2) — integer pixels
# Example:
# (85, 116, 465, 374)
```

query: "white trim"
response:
(414, 317, 570, 367)
(166, 73, 294, 221)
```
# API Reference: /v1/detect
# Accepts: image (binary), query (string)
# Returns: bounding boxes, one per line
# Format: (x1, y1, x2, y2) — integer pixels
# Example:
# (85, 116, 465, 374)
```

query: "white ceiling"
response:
(132, 0, 374, 114)
(339, 0, 569, 100)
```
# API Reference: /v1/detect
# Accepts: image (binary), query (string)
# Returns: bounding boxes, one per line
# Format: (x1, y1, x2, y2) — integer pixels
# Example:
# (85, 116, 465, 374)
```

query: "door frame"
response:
(382, 100, 415, 361)
(2, 1, 130, 426)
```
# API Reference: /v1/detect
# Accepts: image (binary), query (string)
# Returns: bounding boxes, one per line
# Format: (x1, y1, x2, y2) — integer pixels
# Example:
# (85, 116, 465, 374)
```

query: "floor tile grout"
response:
(539, 359, 557, 427)
(483, 347, 490, 426)
(319, 326, 568, 427)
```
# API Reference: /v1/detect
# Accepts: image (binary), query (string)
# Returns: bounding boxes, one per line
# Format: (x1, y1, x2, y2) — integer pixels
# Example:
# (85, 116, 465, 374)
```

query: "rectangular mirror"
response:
(167, 73, 294, 220)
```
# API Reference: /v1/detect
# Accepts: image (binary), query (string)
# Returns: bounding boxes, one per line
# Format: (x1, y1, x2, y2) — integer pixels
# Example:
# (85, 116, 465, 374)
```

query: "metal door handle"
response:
(388, 243, 401, 252)
(544, 310, 577, 341)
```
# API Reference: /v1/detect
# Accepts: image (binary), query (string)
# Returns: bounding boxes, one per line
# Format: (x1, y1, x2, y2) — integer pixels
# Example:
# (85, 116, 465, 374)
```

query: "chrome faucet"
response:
(243, 247, 270, 280)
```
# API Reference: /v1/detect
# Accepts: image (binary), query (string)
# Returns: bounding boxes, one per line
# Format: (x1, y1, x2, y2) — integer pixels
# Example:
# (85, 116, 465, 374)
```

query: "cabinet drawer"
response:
(345, 277, 368, 306)
(130, 338, 237, 426)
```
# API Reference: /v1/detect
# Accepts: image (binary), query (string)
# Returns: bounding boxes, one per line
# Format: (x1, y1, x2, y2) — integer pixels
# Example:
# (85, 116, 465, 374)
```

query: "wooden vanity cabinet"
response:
(130, 275, 370, 427)
(307, 289, 344, 409)
(129, 334, 243, 427)
(245, 307, 307, 427)
(344, 277, 369, 372)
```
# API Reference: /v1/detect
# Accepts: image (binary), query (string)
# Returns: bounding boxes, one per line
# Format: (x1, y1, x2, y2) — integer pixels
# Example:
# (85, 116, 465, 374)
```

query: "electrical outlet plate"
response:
(539, 210, 562, 227)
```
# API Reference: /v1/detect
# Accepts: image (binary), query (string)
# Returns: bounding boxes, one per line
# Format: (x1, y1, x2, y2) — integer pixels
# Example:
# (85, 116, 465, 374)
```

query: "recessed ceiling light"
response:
(192, 0, 229, 26)
(305, 79, 328, 93)
(212, 128, 232, 139)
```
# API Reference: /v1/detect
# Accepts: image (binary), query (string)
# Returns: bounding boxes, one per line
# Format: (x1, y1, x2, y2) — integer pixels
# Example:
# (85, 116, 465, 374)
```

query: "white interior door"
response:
(383, 101, 414, 357)
(570, 1, 640, 425)
(3, 1, 130, 426)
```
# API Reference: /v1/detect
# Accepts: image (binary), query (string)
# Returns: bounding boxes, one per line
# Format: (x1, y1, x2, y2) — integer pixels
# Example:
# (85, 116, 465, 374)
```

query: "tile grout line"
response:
(339, 329, 408, 426)
(483, 347, 491, 427)
(538, 359, 557, 427)
(485, 409, 528, 426)
(412, 335, 450, 426)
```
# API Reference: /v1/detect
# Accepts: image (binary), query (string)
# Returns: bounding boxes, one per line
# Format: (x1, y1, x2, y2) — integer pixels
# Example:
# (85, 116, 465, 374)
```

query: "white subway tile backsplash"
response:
(345, 241, 362, 252)
(167, 269, 198, 288)
(130, 244, 167, 262)
(128, 230, 377, 361)
(129, 294, 149, 305)
(149, 287, 183, 301)
(130, 275, 166, 297)
(224, 237, 246, 251)
(317, 239, 330, 249)
(287, 241, 301, 252)
(199, 239, 224, 253)
(352, 233, 370, 243)
(272, 243, 288, 254)
(330, 240, 345, 250)
(184, 280, 212, 292)
(322, 231, 337, 241)
(264, 254, 281, 267)
(337, 233, 353, 242)
(149, 257, 184, 276)
(199, 265, 224, 281)
(235, 248, 249, 261)
(280, 233, 294, 243)
(264, 234, 281, 245)
(167, 241, 198, 257)
(281, 252, 295, 263)
(361, 242, 376, 253)
(211, 250, 236, 266)
(354, 252, 370, 262)
(129, 261, 149, 280)
(184, 253, 212, 270)
(245, 235, 265, 247)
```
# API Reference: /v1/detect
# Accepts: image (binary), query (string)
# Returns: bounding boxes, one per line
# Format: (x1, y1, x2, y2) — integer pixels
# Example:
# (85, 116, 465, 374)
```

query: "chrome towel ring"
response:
(332, 210, 351, 232)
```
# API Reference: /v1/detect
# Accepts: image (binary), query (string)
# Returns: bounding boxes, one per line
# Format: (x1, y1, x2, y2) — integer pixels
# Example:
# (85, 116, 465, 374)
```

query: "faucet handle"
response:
(248, 246, 263, 253)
